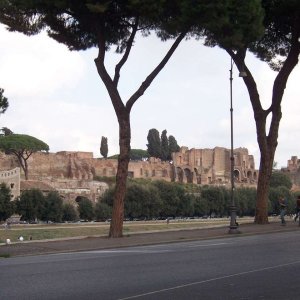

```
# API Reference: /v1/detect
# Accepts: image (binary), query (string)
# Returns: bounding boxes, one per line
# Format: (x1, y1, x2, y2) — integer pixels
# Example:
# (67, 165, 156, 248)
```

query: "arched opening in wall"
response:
(177, 167, 183, 183)
(247, 171, 252, 180)
(155, 169, 163, 177)
(234, 169, 240, 182)
(253, 172, 257, 180)
(194, 168, 201, 184)
(184, 168, 193, 183)
(128, 171, 134, 178)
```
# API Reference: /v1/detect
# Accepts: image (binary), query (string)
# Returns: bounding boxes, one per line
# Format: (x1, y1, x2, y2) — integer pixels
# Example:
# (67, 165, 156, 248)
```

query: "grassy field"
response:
(0, 217, 256, 244)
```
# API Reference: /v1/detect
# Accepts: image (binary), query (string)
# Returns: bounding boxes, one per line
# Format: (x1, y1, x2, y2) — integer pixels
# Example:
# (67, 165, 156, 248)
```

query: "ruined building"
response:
(281, 156, 300, 188)
(172, 147, 257, 185)
(0, 146, 258, 202)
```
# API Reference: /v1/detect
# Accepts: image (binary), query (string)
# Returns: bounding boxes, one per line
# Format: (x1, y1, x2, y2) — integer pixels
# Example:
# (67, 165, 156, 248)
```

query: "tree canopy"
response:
(147, 128, 180, 161)
(100, 136, 108, 158)
(16, 188, 45, 222)
(147, 128, 161, 158)
(0, 0, 268, 235)
(270, 172, 293, 190)
(202, 0, 300, 223)
(0, 183, 14, 221)
(0, 88, 8, 115)
(0, 134, 49, 180)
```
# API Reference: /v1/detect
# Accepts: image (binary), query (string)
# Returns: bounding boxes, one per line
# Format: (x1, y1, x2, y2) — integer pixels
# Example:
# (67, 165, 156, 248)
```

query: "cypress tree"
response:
(100, 136, 108, 159)
(147, 129, 161, 158)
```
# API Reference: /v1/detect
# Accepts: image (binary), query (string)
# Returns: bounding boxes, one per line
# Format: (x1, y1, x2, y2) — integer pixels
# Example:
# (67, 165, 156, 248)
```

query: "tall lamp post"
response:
(228, 57, 246, 234)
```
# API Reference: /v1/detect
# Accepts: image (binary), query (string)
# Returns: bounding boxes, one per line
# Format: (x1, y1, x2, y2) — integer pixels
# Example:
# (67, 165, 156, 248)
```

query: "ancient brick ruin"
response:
(0, 146, 258, 202)
(281, 156, 300, 189)
(172, 147, 257, 185)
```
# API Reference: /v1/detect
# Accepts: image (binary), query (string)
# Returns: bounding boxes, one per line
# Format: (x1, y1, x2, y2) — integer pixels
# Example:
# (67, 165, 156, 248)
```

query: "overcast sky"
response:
(0, 24, 299, 169)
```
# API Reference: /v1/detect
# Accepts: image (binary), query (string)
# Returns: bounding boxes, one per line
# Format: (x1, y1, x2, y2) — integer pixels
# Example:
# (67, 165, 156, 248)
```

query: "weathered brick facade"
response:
(0, 146, 258, 201)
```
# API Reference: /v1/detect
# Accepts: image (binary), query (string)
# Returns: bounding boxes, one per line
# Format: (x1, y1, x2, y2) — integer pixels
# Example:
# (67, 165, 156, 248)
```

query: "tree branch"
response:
(113, 17, 139, 87)
(94, 29, 125, 116)
(126, 31, 186, 112)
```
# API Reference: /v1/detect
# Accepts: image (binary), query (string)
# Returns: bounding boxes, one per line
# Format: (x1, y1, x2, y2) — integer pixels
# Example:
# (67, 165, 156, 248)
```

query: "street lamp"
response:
(228, 57, 246, 234)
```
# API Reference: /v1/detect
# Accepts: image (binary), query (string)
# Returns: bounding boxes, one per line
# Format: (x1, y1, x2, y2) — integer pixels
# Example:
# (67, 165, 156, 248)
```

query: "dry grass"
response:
(0, 217, 255, 243)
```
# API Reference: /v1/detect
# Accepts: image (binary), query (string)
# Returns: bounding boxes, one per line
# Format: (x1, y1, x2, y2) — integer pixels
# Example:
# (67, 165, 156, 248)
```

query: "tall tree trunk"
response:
(95, 28, 186, 237)
(227, 25, 299, 223)
(109, 112, 131, 237)
(254, 143, 275, 224)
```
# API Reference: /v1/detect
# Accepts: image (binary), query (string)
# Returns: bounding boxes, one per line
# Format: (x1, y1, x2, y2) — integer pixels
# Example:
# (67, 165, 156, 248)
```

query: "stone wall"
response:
(0, 147, 258, 202)
(0, 167, 20, 199)
(282, 156, 300, 188)
(172, 147, 257, 185)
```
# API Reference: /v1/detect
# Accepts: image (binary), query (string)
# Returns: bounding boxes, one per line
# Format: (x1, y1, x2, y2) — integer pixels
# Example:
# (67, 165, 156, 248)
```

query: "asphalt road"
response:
(1, 231, 300, 300)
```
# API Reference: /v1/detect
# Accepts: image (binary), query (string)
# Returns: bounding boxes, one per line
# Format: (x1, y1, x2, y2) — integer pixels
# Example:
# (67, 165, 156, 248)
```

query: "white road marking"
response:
(187, 242, 228, 248)
(118, 260, 300, 299)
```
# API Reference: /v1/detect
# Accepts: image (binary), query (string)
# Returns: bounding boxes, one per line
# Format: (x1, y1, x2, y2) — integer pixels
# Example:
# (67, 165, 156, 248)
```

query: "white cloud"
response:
(0, 26, 86, 98)
(0, 25, 299, 170)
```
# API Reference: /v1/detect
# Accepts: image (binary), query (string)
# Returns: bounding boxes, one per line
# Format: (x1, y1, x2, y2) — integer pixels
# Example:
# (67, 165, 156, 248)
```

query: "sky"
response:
(0, 24, 299, 169)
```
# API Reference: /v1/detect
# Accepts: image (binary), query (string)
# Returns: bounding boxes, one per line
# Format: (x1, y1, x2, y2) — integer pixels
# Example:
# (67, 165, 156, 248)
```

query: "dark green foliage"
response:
(269, 186, 294, 215)
(234, 188, 257, 217)
(124, 182, 162, 220)
(42, 191, 63, 223)
(95, 202, 112, 221)
(0, 134, 49, 153)
(100, 187, 115, 207)
(62, 203, 79, 222)
(0, 134, 49, 179)
(168, 135, 180, 159)
(16, 189, 45, 222)
(250, 0, 300, 70)
(201, 186, 226, 217)
(194, 196, 209, 217)
(160, 130, 169, 161)
(94, 176, 116, 187)
(177, 193, 195, 217)
(129, 149, 149, 161)
(77, 197, 94, 221)
(201, 0, 264, 50)
(100, 136, 108, 158)
(152, 181, 183, 217)
(0, 88, 8, 115)
(147, 129, 180, 161)
(270, 172, 292, 190)
(0, 183, 13, 221)
(147, 129, 161, 158)
(107, 149, 149, 160)
(0, 127, 13, 136)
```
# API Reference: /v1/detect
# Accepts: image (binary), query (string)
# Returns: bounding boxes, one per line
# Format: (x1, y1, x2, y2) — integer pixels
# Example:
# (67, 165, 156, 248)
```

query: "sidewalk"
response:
(1, 220, 299, 257)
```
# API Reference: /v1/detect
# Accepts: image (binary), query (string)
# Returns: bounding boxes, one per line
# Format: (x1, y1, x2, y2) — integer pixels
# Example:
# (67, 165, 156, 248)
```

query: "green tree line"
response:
(1, 172, 297, 223)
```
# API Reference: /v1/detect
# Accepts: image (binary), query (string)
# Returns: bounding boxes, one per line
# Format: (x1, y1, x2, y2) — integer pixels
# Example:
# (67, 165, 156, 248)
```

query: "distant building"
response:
(0, 167, 20, 199)
(0, 147, 258, 203)
(281, 156, 300, 188)
(172, 147, 257, 185)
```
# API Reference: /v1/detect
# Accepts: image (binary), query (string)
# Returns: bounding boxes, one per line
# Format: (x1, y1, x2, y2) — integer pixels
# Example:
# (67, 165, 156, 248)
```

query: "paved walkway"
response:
(1, 220, 299, 257)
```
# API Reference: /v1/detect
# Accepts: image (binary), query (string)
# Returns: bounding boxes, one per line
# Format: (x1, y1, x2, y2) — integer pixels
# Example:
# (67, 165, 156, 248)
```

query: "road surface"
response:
(1, 231, 299, 299)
